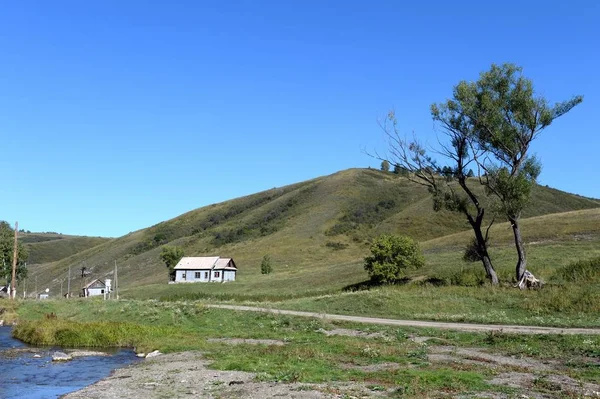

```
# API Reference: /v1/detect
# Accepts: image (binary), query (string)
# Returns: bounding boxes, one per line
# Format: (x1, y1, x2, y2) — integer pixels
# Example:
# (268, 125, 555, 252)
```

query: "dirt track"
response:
(207, 304, 600, 335)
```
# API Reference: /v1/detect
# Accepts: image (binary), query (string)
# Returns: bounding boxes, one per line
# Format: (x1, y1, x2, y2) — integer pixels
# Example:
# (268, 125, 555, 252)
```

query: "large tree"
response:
(455, 63, 583, 282)
(0, 221, 28, 285)
(379, 110, 500, 284)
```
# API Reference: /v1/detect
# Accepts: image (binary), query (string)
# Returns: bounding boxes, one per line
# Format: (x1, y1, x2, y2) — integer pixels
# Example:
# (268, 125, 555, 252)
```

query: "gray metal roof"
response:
(213, 258, 237, 270)
(173, 256, 237, 271)
(174, 256, 220, 270)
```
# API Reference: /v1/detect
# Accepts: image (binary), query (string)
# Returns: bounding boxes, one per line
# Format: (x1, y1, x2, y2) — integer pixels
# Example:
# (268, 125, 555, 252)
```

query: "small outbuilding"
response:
(173, 257, 237, 283)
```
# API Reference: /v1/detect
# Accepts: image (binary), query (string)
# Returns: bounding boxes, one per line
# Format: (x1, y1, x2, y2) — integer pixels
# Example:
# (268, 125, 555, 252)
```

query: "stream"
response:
(0, 326, 140, 399)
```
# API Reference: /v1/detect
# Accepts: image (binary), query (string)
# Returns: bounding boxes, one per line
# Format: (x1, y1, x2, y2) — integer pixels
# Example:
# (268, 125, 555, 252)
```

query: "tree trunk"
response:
(482, 254, 499, 285)
(473, 225, 498, 285)
(470, 210, 499, 286)
(509, 216, 527, 282)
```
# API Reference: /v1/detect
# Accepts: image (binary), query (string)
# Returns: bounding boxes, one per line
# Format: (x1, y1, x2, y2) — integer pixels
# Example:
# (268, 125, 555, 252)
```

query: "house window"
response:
(214, 271, 220, 278)
(204, 272, 209, 279)
(195, 272, 201, 279)
(182, 273, 186, 280)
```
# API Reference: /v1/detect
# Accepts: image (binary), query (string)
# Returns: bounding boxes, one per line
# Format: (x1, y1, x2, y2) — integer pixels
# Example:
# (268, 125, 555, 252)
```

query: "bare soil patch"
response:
(206, 338, 287, 346)
(63, 351, 390, 399)
(318, 328, 386, 339)
(339, 361, 402, 372)
(429, 345, 558, 371)
(489, 372, 600, 397)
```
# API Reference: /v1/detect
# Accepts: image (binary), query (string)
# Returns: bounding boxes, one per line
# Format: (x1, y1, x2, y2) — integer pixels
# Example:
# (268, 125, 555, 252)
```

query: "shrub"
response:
(260, 254, 273, 275)
(364, 234, 424, 283)
(325, 241, 348, 250)
(555, 257, 600, 283)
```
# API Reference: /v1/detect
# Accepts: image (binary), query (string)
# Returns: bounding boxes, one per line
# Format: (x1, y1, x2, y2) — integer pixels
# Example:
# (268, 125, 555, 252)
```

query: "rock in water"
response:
(52, 351, 73, 361)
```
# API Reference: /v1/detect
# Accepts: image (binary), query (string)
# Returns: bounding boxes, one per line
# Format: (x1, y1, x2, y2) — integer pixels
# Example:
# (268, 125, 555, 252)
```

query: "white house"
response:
(173, 257, 237, 283)
(82, 279, 112, 298)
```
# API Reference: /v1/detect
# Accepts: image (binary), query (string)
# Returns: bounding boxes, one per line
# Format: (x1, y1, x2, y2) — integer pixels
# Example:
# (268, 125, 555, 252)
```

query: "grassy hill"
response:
(25, 168, 600, 299)
(22, 233, 111, 265)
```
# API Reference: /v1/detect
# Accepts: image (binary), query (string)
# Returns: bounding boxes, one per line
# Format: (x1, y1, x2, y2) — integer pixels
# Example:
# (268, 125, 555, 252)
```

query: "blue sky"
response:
(1, 0, 598, 237)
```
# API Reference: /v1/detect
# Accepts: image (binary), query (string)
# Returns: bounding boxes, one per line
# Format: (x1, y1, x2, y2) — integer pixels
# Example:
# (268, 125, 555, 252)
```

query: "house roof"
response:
(214, 258, 237, 270)
(83, 279, 106, 289)
(174, 256, 237, 271)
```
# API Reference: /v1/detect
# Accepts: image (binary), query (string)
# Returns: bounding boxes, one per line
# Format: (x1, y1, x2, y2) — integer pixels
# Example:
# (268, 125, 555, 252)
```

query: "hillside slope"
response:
(21, 233, 111, 264)
(26, 168, 600, 297)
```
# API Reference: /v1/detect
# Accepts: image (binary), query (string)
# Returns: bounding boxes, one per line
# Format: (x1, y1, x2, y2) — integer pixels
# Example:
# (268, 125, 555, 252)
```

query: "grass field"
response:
(5, 299, 600, 398)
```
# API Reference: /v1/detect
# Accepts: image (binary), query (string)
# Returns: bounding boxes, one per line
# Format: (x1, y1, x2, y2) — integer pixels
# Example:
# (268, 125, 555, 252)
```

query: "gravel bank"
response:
(62, 351, 388, 399)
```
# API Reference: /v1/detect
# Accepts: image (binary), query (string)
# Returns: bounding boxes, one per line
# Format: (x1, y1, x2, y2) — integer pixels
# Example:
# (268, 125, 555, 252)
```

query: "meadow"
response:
(5, 298, 600, 398)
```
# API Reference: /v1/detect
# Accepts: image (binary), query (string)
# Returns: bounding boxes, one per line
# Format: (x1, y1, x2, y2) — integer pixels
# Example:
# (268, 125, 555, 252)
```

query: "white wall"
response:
(87, 287, 105, 297)
(175, 269, 211, 283)
(223, 271, 236, 281)
(174, 269, 235, 283)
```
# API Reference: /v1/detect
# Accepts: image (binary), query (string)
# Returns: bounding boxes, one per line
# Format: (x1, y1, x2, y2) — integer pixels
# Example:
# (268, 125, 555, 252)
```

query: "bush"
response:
(555, 257, 600, 283)
(364, 234, 424, 284)
(260, 254, 273, 275)
(325, 241, 348, 250)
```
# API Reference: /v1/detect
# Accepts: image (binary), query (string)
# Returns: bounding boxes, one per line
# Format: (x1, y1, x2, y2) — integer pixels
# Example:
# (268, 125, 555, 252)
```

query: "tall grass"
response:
(555, 256, 600, 283)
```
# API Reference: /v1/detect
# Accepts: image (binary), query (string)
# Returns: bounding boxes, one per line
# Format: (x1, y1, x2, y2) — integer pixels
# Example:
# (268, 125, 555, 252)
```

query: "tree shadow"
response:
(342, 278, 411, 292)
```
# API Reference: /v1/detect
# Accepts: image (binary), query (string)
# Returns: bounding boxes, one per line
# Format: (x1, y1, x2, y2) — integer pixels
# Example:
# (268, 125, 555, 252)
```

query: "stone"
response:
(145, 350, 161, 358)
(52, 351, 73, 361)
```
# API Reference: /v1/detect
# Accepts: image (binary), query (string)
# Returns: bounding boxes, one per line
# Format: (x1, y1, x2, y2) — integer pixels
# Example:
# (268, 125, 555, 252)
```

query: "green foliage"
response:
(486, 158, 542, 218)
(364, 234, 424, 283)
(326, 199, 397, 236)
(0, 221, 28, 284)
(260, 254, 273, 275)
(435, 63, 582, 222)
(159, 246, 184, 280)
(463, 237, 483, 263)
(393, 163, 409, 176)
(380, 160, 390, 172)
(555, 257, 600, 283)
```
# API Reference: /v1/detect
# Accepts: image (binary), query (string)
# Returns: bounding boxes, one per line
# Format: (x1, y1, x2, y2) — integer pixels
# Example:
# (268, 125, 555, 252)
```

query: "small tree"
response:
(393, 164, 409, 177)
(380, 160, 390, 172)
(159, 246, 184, 281)
(364, 234, 424, 284)
(0, 221, 28, 285)
(260, 254, 273, 274)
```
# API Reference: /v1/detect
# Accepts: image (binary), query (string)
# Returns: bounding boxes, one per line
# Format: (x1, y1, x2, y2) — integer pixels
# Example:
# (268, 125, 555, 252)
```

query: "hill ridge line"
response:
(207, 304, 600, 335)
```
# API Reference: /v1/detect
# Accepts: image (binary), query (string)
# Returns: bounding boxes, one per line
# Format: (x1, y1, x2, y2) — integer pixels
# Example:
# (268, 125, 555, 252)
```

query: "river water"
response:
(0, 326, 140, 399)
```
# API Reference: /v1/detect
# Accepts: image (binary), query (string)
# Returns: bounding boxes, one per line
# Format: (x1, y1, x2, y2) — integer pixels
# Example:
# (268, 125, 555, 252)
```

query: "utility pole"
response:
(67, 266, 71, 298)
(35, 275, 38, 300)
(114, 260, 119, 300)
(11, 221, 18, 300)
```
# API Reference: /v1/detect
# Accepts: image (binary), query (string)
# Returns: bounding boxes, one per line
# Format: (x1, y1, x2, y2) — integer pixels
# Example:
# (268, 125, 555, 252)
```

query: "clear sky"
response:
(2, 0, 598, 237)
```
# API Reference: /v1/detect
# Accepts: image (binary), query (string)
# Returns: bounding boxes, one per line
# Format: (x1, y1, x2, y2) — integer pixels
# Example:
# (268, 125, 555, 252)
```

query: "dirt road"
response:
(207, 304, 600, 335)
